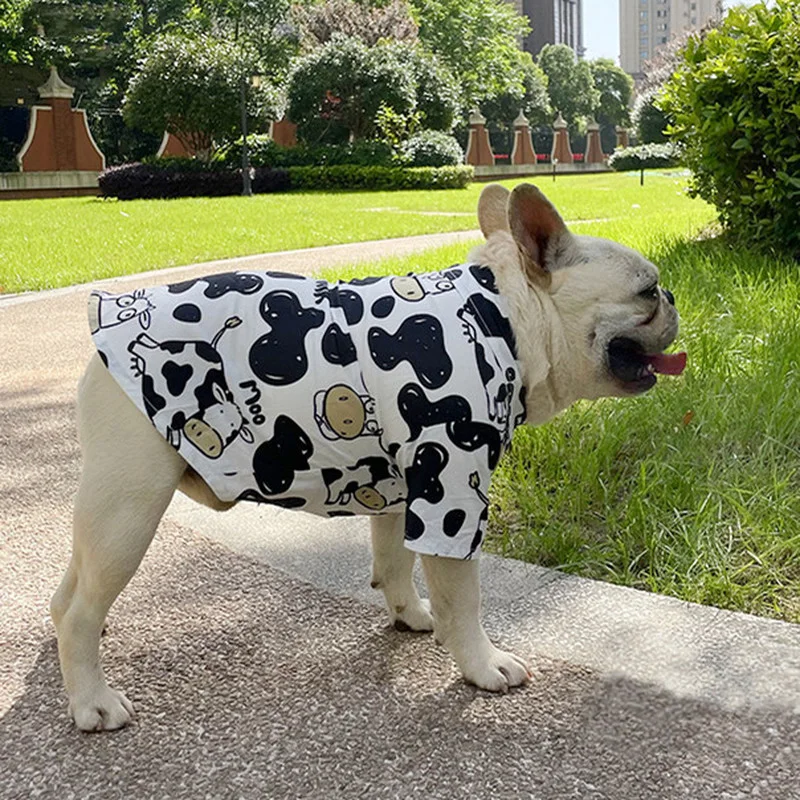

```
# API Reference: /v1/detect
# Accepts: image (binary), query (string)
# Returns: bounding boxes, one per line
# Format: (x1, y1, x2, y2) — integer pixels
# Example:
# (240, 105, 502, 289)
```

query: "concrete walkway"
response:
(2, 236, 799, 800)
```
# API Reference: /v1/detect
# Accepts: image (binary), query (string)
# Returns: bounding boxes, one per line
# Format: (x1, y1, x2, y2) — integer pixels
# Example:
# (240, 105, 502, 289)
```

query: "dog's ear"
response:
(508, 184, 569, 287)
(477, 183, 511, 238)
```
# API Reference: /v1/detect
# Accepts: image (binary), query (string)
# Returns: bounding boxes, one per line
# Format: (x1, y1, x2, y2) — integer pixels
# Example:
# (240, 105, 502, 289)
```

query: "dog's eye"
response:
(638, 286, 659, 301)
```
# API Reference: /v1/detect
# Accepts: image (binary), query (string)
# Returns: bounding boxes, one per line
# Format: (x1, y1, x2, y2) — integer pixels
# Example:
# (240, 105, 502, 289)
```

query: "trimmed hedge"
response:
(98, 162, 290, 200)
(99, 161, 473, 199)
(608, 142, 682, 172)
(287, 164, 472, 191)
(217, 137, 398, 168)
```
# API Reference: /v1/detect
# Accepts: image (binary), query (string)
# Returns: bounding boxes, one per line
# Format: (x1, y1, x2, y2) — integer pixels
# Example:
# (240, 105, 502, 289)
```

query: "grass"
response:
(3, 170, 690, 294)
(322, 187, 800, 624)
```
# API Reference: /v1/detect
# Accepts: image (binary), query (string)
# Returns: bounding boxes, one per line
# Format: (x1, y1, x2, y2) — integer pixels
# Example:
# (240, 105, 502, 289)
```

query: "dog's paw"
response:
(392, 598, 435, 633)
(461, 646, 531, 693)
(70, 686, 134, 732)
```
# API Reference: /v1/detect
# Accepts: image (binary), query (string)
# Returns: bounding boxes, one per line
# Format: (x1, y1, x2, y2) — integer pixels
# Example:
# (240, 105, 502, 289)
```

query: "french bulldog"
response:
(51, 183, 685, 731)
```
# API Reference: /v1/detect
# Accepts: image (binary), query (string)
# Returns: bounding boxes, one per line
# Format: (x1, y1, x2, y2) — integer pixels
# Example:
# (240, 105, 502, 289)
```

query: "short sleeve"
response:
(399, 438, 493, 559)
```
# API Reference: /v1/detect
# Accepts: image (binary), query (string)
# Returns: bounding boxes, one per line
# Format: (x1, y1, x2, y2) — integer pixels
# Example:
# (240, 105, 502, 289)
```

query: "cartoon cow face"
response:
(89, 290, 154, 334)
(127, 318, 253, 459)
(390, 272, 457, 302)
(184, 383, 255, 459)
(314, 384, 381, 441)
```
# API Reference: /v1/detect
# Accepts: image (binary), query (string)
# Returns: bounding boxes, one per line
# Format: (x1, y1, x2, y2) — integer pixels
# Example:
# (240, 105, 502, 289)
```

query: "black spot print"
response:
(168, 272, 264, 298)
(371, 296, 395, 318)
(347, 276, 384, 286)
(398, 383, 502, 468)
(141, 374, 166, 419)
(443, 509, 466, 537)
(321, 323, 357, 367)
(405, 508, 425, 541)
(265, 271, 305, 280)
(98, 350, 108, 368)
(466, 294, 516, 356)
(469, 265, 498, 294)
(397, 383, 471, 441)
(237, 489, 307, 508)
(249, 290, 325, 386)
(162, 360, 193, 396)
(405, 442, 449, 505)
(251, 415, 314, 495)
(315, 283, 364, 325)
(368, 315, 452, 389)
(449, 420, 502, 470)
(328, 510, 356, 517)
(173, 303, 202, 323)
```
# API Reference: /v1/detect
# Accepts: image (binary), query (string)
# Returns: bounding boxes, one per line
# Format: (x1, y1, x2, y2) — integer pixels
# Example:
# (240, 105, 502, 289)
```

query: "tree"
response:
(588, 58, 632, 128)
(123, 32, 276, 157)
(481, 52, 550, 130)
(294, 0, 418, 48)
(537, 44, 599, 130)
(287, 34, 416, 143)
(409, 0, 530, 110)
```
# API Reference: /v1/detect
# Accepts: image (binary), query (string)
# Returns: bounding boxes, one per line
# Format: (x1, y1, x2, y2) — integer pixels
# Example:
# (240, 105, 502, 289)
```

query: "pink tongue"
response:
(646, 351, 687, 376)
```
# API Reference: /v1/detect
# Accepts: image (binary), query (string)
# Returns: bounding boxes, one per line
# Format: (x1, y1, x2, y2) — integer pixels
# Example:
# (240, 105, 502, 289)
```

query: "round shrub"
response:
(660, 1, 800, 254)
(608, 142, 682, 172)
(217, 136, 398, 168)
(399, 130, 463, 167)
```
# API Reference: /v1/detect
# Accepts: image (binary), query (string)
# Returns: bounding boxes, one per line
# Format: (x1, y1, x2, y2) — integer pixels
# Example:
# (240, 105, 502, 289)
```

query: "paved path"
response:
(2, 236, 799, 800)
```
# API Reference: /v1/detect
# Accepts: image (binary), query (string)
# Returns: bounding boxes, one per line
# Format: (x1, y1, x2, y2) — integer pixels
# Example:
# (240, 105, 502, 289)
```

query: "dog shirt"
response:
(89, 265, 526, 559)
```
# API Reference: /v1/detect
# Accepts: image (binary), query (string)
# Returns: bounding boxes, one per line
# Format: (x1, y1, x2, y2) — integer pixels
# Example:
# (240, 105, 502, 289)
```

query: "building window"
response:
(660, 36, 668, 43)
(641, 10, 648, 18)
(640, 37, 649, 48)
(641, 23, 648, 31)
(691, 15, 696, 24)
(657, 22, 667, 30)
(641, 50, 649, 60)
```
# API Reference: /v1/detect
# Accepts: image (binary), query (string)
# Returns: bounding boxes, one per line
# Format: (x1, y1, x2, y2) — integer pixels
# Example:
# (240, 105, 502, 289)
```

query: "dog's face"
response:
(476, 184, 685, 410)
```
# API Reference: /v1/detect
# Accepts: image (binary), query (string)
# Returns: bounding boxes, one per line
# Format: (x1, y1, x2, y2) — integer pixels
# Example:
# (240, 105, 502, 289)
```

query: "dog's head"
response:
(475, 183, 686, 419)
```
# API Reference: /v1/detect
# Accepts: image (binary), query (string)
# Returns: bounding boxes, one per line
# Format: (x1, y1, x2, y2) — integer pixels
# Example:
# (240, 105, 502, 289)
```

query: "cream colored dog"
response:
(51, 183, 685, 731)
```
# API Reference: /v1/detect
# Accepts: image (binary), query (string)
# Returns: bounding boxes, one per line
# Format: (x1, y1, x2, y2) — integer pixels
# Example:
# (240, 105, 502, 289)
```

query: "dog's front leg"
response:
(420, 555, 530, 692)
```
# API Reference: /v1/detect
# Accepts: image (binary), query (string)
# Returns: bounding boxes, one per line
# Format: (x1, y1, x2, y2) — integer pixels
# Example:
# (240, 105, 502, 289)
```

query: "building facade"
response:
(620, 0, 721, 78)
(519, 0, 585, 58)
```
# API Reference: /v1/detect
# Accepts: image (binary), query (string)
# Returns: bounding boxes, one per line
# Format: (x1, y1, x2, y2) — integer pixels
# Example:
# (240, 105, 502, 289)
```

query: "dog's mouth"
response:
(607, 337, 687, 393)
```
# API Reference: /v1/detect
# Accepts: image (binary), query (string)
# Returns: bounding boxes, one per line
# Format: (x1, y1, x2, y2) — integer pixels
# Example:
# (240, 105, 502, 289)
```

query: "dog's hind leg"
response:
(51, 355, 185, 731)
(420, 555, 531, 692)
(370, 514, 434, 632)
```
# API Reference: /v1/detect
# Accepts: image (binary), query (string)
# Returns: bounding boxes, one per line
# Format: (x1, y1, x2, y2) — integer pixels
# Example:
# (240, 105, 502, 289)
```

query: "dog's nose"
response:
(662, 288, 675, 306)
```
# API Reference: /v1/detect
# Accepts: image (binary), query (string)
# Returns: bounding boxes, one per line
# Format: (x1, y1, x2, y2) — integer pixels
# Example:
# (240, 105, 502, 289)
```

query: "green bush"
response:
(399, 130, 464, 167)
(217, 137, 398, 168)
(608, 143, 682, 172)
(287, 164, 473, 190)
(660, 1, 800, 254)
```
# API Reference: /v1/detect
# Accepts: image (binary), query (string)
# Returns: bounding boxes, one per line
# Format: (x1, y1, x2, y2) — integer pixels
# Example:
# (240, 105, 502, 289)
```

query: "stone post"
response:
(550, 112, 573, 164)
(584, 117, 605, 164)
(615, 126, 630, 149)
(17, 66, 105, 172)
(465, 108, 494, 167)
(510, 110, 537, 165)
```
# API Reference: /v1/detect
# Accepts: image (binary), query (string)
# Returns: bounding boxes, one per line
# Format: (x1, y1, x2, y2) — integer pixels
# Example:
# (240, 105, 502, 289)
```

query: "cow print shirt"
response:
(89, 265, 526, 559)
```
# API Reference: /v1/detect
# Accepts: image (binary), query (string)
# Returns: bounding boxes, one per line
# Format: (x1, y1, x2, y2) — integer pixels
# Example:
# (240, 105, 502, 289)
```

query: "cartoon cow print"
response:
(458, 308, 516, 440)
(322, 457, 405, 511)
(89, 289, 154, 333)
(127, 316, 254, 458)
(389, 269, 462, 303)
(314, 383, 382, 441)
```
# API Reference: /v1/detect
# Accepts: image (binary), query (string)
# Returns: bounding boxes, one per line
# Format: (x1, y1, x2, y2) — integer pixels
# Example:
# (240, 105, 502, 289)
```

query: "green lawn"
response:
(323, 190, 800, 624)
(4, 170, 692, 293)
